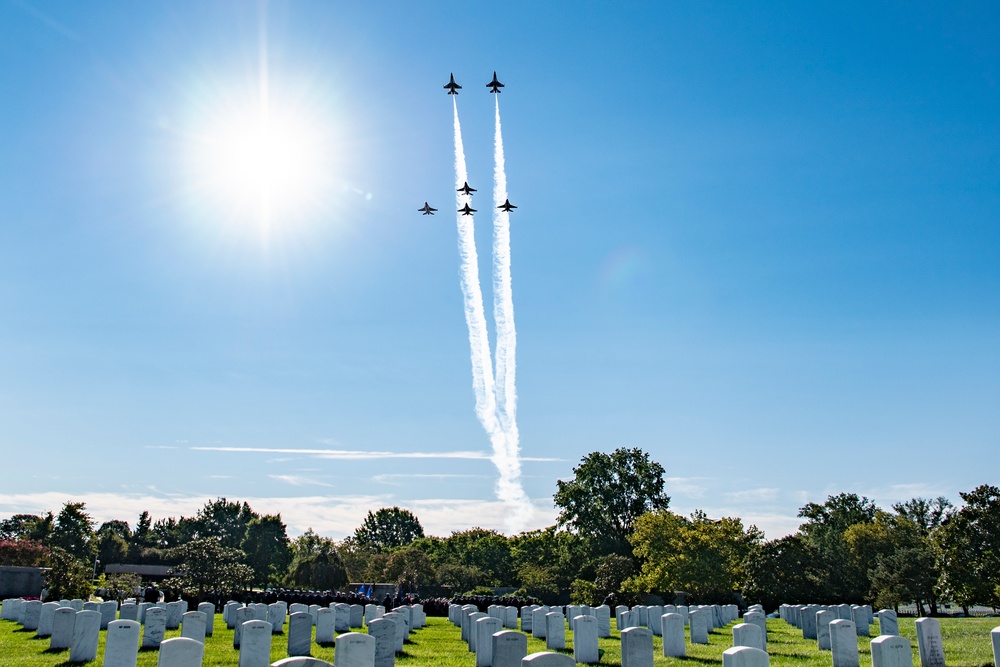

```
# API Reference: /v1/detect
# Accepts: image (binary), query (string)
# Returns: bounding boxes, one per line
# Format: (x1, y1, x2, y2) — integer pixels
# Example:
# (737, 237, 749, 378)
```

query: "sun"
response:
(185, 93, 334, 237)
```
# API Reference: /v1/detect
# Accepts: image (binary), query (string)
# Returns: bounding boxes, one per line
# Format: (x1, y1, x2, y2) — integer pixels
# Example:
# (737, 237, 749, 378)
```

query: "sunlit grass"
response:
(0, 613, 997, 666)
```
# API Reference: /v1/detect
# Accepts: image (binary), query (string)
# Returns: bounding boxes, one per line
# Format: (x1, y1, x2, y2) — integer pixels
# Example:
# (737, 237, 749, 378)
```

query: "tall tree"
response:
(191, 498, 257, 550)
(285, 532, 348, 591)
(554, 447, 670, 557)
(445, 528, 515, 587)
(797, 493, 878, 602)
(168, 537, 252, 597)
(49, 502, 96, 564)
(628, 510, 761, 604)
(743, 534, 820, 610)
(243, 514, 292, 586)
(934, 484, 1000, 611)
(352, 507, 425, 554)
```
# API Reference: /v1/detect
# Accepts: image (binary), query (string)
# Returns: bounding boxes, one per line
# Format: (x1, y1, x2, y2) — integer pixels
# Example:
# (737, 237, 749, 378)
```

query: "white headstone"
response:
(383, 612, 406, 653)
(646, 605, 664, 635)
(350, 605, 364, 629)
(991, 628, 1000, 667)
(226, 603, 242, 629)
(288, 612, 313, 657)
(723, 646, 770, 667)
(100, 600, 119, 630)
(831, 619, 860, 667)
(37, 601, 60, 637)
(492, 630, 527, 667)
(316, 608, 336, 645)
(271, 659, 334, 667)
(531, 607, 548, 639)
(662, 613, 685, 657)
(521, 653, 575, 666)
(544, 612, 565, 651)
(239, 620, 273, 667)
(852, 606, 870, 637)
(368, 617, 396, 667)
(817, 610, 836, 651)
(119, 603, 138, 622)
(165, 600, 185, 630)
(181, 611, 207, 642)
(233, 607, 254, 648)
(198, 602, 215, 636)
(22, 600, 42, 631)
(733, 623, 765, 651)
(157, 636, 205, 667)
(594, 605, 611, 638)
(268, 602, 287, 633)
(333, 632, 375, 667)
(872, 634, 914, 667)
(104, 619, 141, 667)
(143, 606, 168, 649)
(70, 609, 102, 663)
(467, 612, 488, 651)
(520, 606, 534, 633)
(335, 604, 352, 633)
(621, 626, 654, 667)
(744, 611, 767, 649)
(51, 606, 77, 650)
(573, 615, 600, 665)
(690, 608, 709, 644)
(879, 610, 900, 637)
(915, 617, 946, 667)
(801, 605, 819, 640)
(476, 616, 503, 667)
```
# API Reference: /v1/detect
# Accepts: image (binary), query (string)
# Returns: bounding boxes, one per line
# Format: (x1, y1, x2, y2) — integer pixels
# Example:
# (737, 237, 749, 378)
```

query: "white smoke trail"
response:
(491, 96, 532, 530)
(452, 97, 531, 533)
(452, 98, 502, 456)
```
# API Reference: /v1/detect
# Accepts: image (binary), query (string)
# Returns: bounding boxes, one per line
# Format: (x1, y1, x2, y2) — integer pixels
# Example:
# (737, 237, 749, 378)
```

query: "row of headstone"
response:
(780, 603, 875, 638)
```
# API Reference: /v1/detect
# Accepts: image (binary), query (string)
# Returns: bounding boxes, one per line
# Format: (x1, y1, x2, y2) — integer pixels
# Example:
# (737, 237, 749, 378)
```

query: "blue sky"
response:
(1, 1, 997, 540)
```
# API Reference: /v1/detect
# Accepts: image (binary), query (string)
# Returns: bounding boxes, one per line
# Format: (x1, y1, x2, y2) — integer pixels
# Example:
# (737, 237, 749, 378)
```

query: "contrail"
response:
(491, 96, 532, 530)
(452, 97, 531, 532)
(452, 98, 502, 459)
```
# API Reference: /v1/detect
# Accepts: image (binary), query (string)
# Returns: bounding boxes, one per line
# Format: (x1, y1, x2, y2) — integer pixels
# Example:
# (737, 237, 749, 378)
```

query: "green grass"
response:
(0, 614, 996, 667)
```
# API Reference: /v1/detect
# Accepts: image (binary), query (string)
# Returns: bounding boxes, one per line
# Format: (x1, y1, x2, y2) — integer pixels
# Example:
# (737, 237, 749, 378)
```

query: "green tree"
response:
(382, 548, 436, 594)
(192, 498, 257, 550)
(243, 514, 292, 586)
(49, 502, 96, 565)
(797, 493, 878, 602)
(435, 563, 485, 592)
(934, 484, 1000, 611)
(0, 513, 54, 542)
(554, 447, 670, 558)
(353, 507, 425, 554)
(43, 546, 93, 599)
(445, 528, 515, 586)
(593, 554, 636, 599)
(743, 534, 820, 610)
(510, 526, 592, 590)
(516, 565, 559, 604)
(95, 520, 132, 566)
(168, 537, 252, 597)
(284, 539, 349, 591)
(628, 510, 761, 604)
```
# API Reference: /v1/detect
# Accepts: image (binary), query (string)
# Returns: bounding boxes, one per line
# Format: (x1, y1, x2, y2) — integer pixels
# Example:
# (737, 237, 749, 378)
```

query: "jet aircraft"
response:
(418, 202, 437, 215)
(487, 71, 504, 93)
(458, 203, 477, 216)
(444, 73, 462, 95)
(457, 182, 477, 196)
(497, 199, 517, 212)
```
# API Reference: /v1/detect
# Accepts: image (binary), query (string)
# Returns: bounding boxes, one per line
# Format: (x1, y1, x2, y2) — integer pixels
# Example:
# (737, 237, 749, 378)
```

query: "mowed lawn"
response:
(0, 614, 997, 667)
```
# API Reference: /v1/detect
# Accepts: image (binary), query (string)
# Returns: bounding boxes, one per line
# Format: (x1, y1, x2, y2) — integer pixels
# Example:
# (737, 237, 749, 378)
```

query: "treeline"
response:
(2, 448, 998, 615)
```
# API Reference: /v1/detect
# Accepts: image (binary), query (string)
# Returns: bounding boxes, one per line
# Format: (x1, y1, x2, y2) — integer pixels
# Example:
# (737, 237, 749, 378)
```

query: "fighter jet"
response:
(444, 73, 462, 95)
(487, 71, 504, 93)
(457, 181, 477, 196)
(458, 203, 477, 216)
(497, 198, 517, 213)
(418, 202, 437, 215)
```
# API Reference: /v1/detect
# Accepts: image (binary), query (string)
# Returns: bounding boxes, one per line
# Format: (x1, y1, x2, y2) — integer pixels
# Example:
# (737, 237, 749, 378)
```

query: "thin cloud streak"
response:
(191, 446, 562, 462)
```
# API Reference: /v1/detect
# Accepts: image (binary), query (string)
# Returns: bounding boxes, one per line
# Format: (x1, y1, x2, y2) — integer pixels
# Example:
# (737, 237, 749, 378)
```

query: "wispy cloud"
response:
(665, 476, 711, 498)
(725, 487, 781, 503)
(371, 473, 490, 486)
(269, 474, 334, 488)
(192, 446, 562, 462)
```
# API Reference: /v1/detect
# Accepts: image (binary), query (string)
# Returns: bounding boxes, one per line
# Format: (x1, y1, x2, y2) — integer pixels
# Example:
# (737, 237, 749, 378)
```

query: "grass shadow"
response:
(42, 647, 68, 654)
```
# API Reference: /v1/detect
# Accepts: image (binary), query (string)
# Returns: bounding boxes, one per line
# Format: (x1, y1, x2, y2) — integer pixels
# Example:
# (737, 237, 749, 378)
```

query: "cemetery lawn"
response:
(1, 615, 997, 667)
